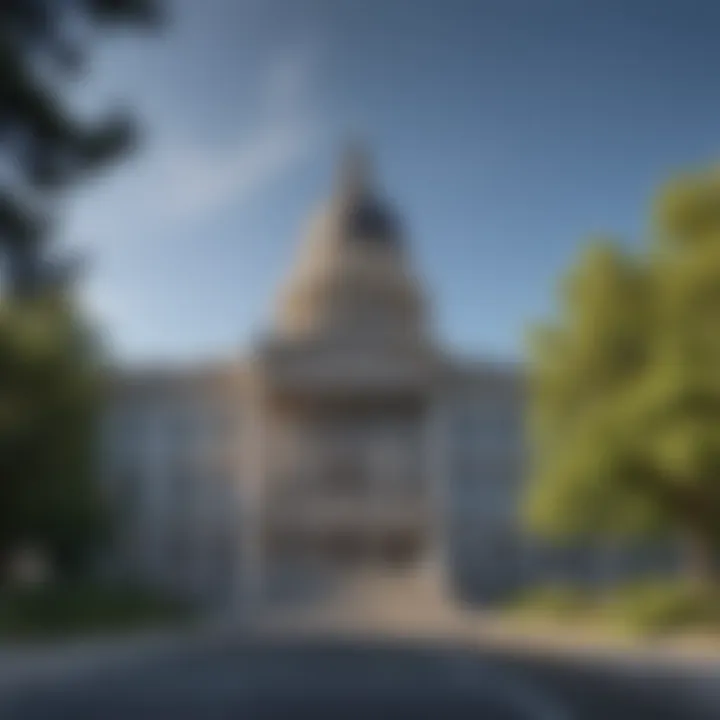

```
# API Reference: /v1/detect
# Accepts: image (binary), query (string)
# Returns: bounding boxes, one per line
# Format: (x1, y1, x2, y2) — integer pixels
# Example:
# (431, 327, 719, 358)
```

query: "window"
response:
(213, 469, 239, 520)
(172, 470, 195, 521)
(212, 406, 240, 449)
(108, 406, 145, 461)
(167, 531, 191, 572)
(451, 398, 524, 458)
(116, 468, 143, 521)
(452, 407, 476, 444)
(160, 402, 203, 464)
(172, 407, 196, 449)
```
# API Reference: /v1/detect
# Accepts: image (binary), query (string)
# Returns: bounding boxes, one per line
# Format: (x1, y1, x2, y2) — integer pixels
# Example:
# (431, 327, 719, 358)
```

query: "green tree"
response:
(0, 292, 107, 575)
(1, 0, 160, 297)
(0, 1, 161, 579)
(526, 169, 720, 587)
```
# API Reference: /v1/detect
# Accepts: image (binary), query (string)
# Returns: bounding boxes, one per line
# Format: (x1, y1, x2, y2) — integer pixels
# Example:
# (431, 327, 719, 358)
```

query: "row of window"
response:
(451, 409, 521, 446)
(114, 467, 240, 525)
(105, 404, 241, 461)
(448, 401, 523, 519)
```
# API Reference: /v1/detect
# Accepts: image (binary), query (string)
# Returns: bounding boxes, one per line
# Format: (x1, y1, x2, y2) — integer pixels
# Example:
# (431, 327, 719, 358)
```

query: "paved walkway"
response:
(251, 590, 720, 670)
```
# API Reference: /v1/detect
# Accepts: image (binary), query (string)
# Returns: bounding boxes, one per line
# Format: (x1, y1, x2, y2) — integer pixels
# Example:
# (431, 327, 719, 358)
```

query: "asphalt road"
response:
(0, 637, 714, 720)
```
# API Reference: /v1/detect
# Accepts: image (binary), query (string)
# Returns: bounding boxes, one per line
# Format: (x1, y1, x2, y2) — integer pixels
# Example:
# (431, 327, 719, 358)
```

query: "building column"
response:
(236, 373, 268, 611)
(423, 391, 451, 602)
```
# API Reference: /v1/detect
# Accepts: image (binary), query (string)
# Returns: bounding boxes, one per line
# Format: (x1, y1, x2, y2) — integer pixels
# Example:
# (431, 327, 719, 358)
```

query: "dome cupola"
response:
(329, 144, 402, 249)
(274, 146, 429, 344)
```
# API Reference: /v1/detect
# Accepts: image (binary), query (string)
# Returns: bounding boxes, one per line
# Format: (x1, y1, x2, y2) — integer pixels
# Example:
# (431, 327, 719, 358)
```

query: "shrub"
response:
(603, 580, 720, 635)
(508, 585, 592, 619)
(0, 581, 191, 639)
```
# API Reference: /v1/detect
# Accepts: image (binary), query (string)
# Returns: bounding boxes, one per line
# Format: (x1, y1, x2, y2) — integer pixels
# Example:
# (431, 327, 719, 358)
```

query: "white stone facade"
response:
(101, 150, 530, 608)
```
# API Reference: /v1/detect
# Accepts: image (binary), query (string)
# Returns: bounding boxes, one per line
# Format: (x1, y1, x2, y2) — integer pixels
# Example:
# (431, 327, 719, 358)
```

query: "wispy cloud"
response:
(70, 41, 325, 331)
(152, 118, 314, 221)
(149, 43, 323, 222)
(264, 42, 321, 117)
(65, 42, 324, 252)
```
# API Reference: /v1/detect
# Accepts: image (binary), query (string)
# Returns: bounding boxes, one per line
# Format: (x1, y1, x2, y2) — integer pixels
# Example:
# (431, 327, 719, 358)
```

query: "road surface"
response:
(0, 636, 713, 719)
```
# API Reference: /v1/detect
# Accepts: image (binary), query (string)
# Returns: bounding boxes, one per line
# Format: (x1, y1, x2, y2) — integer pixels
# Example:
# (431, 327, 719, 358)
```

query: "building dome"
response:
(304, 144, 402, 252)
(329, 146, 402, 248)
(341, 194, 401, 246)
(274, 147, 428, 343)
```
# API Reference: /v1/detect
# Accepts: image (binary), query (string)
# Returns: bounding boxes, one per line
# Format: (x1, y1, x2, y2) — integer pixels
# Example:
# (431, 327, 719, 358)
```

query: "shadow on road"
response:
(0, 633, 714, 720)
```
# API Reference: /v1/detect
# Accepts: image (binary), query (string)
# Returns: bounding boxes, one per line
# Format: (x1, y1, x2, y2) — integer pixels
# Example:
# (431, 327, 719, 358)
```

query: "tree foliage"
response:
(0, 1, 160, 578)
(527, 169, 720, 582)
(0, 0, 161, 296)
(0, 292, 107, 574)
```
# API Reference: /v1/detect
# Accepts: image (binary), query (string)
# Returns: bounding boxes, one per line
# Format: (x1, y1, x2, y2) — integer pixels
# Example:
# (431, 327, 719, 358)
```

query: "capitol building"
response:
(100, 149, 549, 610)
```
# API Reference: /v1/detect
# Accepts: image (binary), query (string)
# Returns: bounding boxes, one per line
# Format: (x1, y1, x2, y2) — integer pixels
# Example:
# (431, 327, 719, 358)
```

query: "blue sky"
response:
(64, 0, 720, 364)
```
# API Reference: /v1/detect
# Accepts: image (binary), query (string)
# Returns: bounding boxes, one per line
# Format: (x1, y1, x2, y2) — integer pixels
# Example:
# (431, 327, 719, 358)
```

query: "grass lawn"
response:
(505, 580, 720, 639)
(0, 581, 193, 640)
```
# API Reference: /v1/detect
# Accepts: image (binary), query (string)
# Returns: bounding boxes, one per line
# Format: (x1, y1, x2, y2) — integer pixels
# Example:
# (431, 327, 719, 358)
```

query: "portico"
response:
(240, 333, 445, 605)
(237, 146, 448, 605)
